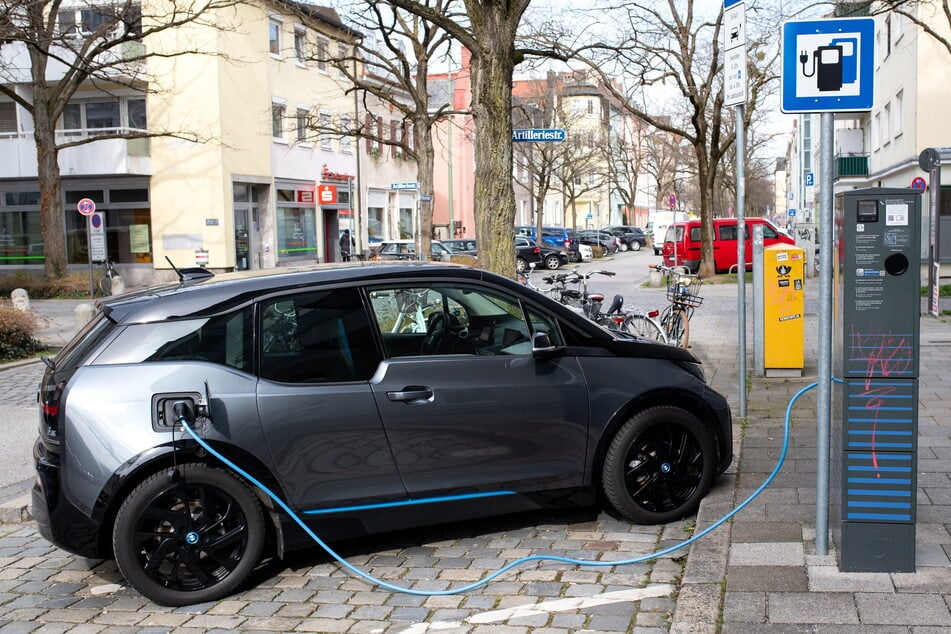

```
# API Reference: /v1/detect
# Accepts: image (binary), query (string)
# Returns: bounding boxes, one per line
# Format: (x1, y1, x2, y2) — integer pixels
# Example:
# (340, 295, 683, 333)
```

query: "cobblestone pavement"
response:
(0, 513, 691, 633)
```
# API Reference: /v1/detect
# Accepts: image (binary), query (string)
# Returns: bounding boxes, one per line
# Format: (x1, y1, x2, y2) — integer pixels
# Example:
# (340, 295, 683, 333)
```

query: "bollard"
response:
(75, 304, 96, 332)
(11, 288, 29, 312)
(649, 267, 662, 288)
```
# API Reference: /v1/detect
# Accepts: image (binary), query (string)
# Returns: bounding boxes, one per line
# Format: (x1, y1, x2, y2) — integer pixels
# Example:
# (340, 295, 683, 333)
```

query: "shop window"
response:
(277, 206, 317, 260)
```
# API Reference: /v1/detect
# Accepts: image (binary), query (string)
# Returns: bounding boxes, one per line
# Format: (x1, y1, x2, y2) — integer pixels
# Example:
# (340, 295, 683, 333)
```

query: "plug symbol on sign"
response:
(799, 37, 857, 92)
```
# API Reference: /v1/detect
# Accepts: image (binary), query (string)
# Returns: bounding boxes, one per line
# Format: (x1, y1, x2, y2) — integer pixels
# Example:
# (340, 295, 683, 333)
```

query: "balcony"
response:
(835, 154, 868, 179)
(0, 128, 151, 179)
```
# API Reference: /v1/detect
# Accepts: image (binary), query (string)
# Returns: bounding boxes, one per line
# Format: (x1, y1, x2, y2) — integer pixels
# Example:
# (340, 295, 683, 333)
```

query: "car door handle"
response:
(386, 387, 434, 402)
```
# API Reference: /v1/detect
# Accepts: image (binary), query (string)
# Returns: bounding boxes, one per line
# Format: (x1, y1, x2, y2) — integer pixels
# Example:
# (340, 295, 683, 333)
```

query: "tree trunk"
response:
(470, 46, 517, 277)
(697, 153, 716, 278)
(416, 117, 436, 258)
(33, 97, 68, 279)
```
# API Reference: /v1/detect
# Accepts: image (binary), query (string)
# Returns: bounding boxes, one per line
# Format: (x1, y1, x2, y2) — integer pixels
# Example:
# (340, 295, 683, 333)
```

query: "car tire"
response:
(618, 242, 628, 252)
(630, 241, 641, 252)
(544, 254, 561, 270)
(516, 257, 528, 273)
(113, 463, 265, 606)
(602, 406, 716, 524)
(654, 248, 662, 256)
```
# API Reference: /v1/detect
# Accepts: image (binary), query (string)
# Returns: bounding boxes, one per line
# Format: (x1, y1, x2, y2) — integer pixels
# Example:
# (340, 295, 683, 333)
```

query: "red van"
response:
(662, 217, 794, 273)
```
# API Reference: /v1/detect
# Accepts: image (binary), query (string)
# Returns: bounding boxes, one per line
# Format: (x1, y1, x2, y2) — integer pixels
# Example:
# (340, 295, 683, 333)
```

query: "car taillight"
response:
(565, 239, 571, 247)
(533, 247, 540, 254)
(41, 380, 65, 440)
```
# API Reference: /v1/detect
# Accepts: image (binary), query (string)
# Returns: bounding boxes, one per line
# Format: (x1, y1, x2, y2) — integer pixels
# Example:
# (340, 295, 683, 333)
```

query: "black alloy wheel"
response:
(113, 464, 265, 606)
(602, 406, 715, 524)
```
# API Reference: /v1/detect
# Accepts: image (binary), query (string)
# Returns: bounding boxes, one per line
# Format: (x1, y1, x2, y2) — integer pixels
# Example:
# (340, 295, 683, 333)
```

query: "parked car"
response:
(33, 263, 732, 606)
(516, 236, 569, 271)
(662, 217, 795, 273)
(514, 225, 581, 261)
(603, 226, 647, 252)
(442, 238, 478, 256)
(578, 243, 594, 262)
(372, 239, 452, 262)
(578, 230, 620, 255)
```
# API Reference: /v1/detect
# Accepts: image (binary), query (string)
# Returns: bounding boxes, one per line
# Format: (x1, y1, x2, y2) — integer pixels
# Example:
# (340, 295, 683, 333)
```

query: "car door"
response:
(366, 281, 589, 498)
(255, 286, 407, 512)
(713, 223, 739, 272)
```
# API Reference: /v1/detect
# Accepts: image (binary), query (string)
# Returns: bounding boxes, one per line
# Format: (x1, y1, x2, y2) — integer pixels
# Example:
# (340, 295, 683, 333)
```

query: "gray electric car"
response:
(33, 262, 732, 606)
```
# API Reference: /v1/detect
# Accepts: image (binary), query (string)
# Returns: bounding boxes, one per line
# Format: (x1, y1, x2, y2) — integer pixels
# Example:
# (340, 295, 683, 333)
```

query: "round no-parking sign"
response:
(77, 198, 96, 216)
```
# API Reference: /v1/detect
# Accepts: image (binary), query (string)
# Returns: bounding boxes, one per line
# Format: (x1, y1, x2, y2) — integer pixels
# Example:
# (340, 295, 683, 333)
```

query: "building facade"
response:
(0, 1, 417, 285)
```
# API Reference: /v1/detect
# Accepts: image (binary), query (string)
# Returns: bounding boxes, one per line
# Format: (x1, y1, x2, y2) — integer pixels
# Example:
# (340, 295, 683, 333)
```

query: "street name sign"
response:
(512, 128, 566, 142)
(390, 182, 418, 190)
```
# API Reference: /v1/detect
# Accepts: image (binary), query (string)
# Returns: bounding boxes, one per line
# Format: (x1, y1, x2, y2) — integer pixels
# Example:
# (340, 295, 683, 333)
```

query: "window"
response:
(85, 102, 120, 130)
(339, 115, 352, 154)
(269, 19, 281, 56)
(0, 102, 16, 134)
(885, 14, 892, 57)
(872, 112, 880, 150)
(587, 99, 594, 115)
(272, 101, 285, 139)
(390, 120, 399, 157)
(127, 99, 146, 129)
(883, 103, 891, 145)
(718, 225, 737, 241)
(367, 283, 561, 357)
(297, 108, 309, 143)
(337, 43, 348, 78)
(320, 111, 333, 151)
(94, 309, 253, 373)
(294, 28, 306, 63)
(259, 288, 379, 383)
(894, 90, 903, 137)
(316, 38, 329, 72)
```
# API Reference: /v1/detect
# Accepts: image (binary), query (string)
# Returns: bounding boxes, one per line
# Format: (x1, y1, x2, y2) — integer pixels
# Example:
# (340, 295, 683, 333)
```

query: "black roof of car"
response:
(100, 263, 499, 325)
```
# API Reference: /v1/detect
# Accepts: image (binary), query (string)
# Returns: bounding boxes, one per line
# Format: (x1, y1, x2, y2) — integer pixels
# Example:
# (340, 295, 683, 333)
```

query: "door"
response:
(255, 287, 406, 511)
(713, 223, 739, 272)
(365, 282, 589, 497)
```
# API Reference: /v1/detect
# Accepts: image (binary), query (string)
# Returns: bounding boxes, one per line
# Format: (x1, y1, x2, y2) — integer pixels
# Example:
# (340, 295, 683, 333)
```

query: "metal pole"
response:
(816, 112, 834, 555)
(87, 219, 94, 300)
(737, 103, 747, 418)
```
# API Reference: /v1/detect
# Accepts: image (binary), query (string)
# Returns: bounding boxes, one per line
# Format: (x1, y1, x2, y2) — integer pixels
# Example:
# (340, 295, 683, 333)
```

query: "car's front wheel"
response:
(516, 257, 528, 273)
(113, 463, 265, 606)
(602, 406, 716, 524)
(618, 242, 628, 252)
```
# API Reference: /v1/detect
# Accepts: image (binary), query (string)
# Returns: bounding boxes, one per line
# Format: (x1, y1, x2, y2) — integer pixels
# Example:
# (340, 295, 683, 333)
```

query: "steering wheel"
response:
(422, 312, 450, 355)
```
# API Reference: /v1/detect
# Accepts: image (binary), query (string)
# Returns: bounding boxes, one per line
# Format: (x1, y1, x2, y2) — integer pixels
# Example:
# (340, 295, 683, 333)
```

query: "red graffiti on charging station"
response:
(849, 326, 913, 474)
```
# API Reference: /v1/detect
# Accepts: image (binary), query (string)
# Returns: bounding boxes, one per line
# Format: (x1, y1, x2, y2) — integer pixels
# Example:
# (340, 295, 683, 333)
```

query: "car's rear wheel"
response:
(630, 241, 642, 252)
(602, 406, 716, 524)
(544, 254, 561, 270)
(113, 464, 265, 606)
(618, 242, 628, 252)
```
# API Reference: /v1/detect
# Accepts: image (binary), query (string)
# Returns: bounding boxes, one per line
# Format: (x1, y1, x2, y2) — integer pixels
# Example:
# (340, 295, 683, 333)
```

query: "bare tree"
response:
(386, 0, 533, 276)
(876, 1, 951, 54)
(0, 0, 237, 279)
(302, 0, 468, 260)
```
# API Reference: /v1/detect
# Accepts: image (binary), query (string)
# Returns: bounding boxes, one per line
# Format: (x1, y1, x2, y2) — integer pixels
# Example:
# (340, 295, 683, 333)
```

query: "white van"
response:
(647, 211, 690, 255)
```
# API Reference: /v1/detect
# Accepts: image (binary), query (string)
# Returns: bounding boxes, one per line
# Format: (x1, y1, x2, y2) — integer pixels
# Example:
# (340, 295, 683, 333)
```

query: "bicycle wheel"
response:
(661, 308, 688, 348)
(625, 315, 667, 344)
(98, 272, 111, 296)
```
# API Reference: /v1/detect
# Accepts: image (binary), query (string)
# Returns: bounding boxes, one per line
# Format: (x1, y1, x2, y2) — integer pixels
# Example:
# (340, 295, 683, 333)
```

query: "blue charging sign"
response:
(781, 18, 875, 113)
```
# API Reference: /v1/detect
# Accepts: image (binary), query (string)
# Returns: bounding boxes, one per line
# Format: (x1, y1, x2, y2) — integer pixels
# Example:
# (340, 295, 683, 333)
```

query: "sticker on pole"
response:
(781, 18, 875, 113)
(77, 198, 96, 216)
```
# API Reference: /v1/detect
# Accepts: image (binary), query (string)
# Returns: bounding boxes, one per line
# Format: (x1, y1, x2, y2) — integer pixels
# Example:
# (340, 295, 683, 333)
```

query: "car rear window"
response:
(93, 308, 253, 372)
(52, 312, 115, 371)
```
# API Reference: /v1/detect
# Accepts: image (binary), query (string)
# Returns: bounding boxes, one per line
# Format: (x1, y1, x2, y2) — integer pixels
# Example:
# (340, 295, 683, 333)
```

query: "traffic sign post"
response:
(724, 0, 749, 419)
(89, 212, 106, 263)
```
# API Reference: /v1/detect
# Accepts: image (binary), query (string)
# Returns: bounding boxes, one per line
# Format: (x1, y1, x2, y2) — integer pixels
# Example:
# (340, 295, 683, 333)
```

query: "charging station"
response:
(833, 188, 921, 573)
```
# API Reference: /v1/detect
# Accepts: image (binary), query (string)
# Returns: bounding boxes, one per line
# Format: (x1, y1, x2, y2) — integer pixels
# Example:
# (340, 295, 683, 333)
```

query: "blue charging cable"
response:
(180, 381, 819, 596)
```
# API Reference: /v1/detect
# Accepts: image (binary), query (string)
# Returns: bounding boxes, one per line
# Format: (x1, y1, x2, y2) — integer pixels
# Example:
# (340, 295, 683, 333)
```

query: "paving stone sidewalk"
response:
(673, 283, 951, 632)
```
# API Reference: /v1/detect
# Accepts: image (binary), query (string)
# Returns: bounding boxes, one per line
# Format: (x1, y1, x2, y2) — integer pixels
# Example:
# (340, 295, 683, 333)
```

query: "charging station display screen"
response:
(856, 200, 878, 223)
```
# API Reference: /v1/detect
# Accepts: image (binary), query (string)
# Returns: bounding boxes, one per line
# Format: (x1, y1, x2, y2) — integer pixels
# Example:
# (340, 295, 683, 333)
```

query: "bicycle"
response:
(97, 260, 120, 296)
(651, 263, 703, 348)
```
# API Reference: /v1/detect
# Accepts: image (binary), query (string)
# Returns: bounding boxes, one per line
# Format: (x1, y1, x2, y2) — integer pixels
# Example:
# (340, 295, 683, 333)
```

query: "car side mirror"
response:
(532, 331, 558, 357)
